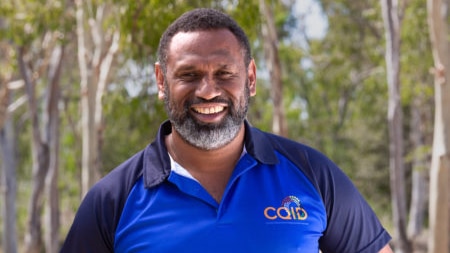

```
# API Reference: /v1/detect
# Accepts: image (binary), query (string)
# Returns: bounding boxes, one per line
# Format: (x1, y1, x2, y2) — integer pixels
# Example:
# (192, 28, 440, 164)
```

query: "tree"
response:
(258, 0, 288, 136)
(380, 0, 412, 251)
(427, 0, 450, 252)
(1, 1, 69, 251)
(75, 0, 120, 196)
(0, 42, 18, 253)
(401, 0, 434, 243)
(18, 39, 64, 253)
(43, 45, 64, 253)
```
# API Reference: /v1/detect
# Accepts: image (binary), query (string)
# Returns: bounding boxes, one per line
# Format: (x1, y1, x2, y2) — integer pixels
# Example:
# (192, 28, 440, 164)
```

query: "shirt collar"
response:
(142, 120, 278, 188)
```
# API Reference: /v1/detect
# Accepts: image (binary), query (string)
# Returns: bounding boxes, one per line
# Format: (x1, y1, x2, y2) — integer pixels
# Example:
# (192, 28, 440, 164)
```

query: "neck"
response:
(166, 124, 246, 203)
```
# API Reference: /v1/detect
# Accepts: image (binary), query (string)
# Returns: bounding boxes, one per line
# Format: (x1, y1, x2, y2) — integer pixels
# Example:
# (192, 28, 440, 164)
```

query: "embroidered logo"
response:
(264, 195, 308, 221)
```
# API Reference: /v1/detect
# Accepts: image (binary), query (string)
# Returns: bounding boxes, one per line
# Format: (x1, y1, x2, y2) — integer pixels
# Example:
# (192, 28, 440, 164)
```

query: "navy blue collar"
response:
(142, 120, 278, 188)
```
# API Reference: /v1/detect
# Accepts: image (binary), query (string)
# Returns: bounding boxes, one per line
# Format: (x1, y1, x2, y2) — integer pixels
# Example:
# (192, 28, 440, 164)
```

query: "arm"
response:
(379, 244, 394, 253)
(60, 187, 115, 252)
(304, 148, 392, 252)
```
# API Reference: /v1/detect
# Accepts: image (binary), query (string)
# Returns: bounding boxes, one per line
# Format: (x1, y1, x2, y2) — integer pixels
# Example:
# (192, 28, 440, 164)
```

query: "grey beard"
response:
(172, 115, 243, 150)
(164, 82, 250, 151)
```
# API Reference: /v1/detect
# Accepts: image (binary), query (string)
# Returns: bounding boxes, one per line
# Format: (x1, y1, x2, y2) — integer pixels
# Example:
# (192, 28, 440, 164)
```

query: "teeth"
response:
(193, 106, 225, 114)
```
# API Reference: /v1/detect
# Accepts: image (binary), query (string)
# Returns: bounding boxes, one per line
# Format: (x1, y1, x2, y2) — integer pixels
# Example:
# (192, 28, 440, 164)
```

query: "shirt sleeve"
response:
(60, 182, 117, 253)
(60, 150, 146, 253)
(306, 148, 392, 253)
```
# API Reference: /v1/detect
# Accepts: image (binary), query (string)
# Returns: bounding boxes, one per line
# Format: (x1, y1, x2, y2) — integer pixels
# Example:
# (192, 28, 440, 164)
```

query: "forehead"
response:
(167, 29, 244, 67)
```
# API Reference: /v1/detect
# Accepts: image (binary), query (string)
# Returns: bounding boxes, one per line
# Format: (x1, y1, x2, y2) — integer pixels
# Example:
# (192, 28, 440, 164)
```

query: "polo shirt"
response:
(60, 120, 391, 253)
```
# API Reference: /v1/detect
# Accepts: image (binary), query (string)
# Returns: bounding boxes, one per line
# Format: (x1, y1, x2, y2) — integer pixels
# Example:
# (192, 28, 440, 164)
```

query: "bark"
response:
(19, 37, 64, 253)
(94, 29, 119, 175)
(0, 88, 18, 253)
(258, 0, 288, 137)
(76, 0, 97, 198)
(407, 100, 427, 241)
(0, 84, 7, 130)
(18, 46, 49, 253)
(380, 0, 411, 252)
(1, 38, 18, 253)
(76, 0, 120, 197)
(427, 0, 450, 252)
(0, 42, 17, 128)
(43, 44, 64, 253)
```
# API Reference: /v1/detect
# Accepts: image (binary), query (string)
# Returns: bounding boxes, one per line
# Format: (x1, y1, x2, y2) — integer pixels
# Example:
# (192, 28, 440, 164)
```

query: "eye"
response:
(179, 72, 199, 81)
(216, 71, 233, 79)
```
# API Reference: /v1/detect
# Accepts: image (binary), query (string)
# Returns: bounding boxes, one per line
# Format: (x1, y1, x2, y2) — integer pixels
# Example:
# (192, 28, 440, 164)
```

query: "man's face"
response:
(156, 29, 256, 150)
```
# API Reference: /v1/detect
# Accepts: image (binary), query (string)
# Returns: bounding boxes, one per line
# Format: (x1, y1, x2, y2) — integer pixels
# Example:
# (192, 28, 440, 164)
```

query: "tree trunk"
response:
(0, 87, 18, 253)
(18, 46, 50, 253)
(380, 0, 411, 252)
(76, 0, 120, 197)
(427, 0, 450, 252)
(258, 0, 288, 137)
(0, 40, 11, 129)
(43, 44, 64, 253)
(76, 0, 98, 197)
(407, 100, 427, 242)
(0, 83, 7, 130)
(18, 39, 64, 253)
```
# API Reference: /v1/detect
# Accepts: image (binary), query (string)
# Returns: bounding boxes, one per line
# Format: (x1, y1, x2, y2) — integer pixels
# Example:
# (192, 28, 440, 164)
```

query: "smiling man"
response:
(60, 8, 393, 253)
(159, 28, 253, 152)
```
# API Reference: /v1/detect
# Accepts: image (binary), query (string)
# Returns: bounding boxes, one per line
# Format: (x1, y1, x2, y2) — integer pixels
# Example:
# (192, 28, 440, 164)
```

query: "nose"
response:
(195, 76, 221, 100)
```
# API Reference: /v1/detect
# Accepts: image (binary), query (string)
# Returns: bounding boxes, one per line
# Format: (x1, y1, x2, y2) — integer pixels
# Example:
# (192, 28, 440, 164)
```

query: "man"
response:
(61, 8, 393, 253)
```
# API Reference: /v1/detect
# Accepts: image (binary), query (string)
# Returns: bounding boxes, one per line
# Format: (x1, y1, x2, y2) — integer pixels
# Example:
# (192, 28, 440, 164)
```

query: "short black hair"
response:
(157, 8, 252, 73)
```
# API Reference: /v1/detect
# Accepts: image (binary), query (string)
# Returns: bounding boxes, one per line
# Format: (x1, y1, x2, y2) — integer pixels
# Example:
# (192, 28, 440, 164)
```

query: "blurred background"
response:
(0, 0, 449, 252)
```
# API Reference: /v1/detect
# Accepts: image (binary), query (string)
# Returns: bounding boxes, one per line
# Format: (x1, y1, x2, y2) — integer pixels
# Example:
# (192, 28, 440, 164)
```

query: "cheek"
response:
(230, 84, 248, 101)
(169, 86, 189, 103)
(166, 86, 191, 110)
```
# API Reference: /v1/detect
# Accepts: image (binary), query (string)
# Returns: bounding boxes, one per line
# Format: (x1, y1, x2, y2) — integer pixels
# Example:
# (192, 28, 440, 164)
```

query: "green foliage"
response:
(118, 0, 211, 61)
(275, 0, 393, 212)
(118, 0, 262, 62)
(101, 79, 166, 173)
(225, 0, 261, 44)
(400, 0, 434, 104)
(247, 78, 273, 132)
(0, 0, 74, 46)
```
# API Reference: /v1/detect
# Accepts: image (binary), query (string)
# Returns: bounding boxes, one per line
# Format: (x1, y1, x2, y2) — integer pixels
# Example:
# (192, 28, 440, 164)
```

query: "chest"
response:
(114, 158, 326, 253)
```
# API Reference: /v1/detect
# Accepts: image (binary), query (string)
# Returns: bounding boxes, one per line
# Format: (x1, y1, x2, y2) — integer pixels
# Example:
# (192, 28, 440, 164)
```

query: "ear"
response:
(155, 62, 165, 100)
(247, 59, 257, 97)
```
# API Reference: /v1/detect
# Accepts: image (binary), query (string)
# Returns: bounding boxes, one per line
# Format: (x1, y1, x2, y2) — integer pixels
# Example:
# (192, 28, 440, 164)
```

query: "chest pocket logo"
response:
(264, 195, 308, 221)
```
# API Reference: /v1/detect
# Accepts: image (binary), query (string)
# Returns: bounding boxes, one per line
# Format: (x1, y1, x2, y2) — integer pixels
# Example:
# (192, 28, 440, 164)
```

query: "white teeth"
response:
(193, 106, 224, 114)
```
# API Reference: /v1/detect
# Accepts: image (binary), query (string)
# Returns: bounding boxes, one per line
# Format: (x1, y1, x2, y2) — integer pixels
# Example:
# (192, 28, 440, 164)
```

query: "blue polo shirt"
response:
(60, 120, 391, 253)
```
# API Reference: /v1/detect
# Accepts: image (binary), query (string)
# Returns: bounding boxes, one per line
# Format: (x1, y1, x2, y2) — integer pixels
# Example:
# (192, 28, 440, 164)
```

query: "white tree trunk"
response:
(76, 0, 120, 197)
(380, 0, 411, 252)
(258, 0, 288, 137)
(407, 101, 427, 241)
(18, 46, 49, 253)
(18, 34, 64, 253)
(43, 44, 64, 253)
(427, 0, 450, 252)
(76, 0, 97, 198)
(0, 83, 7, 129)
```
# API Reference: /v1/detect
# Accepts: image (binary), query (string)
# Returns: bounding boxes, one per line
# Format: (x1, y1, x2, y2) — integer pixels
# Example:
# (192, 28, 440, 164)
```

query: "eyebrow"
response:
(175, 65, 197, 72)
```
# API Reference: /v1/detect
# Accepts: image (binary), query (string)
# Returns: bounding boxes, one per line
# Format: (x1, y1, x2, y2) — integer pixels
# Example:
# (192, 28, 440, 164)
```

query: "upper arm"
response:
(304, 149, 392, 252)
(378, 244, 394, 253)
(60, 188, 115, 252)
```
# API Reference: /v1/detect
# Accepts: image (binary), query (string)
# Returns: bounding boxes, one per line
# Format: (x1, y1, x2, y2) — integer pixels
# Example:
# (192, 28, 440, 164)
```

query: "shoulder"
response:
(249, 126, 337, 191)
(60, 148, 149, 252)
(89, 149, 147, 202)
(248, 126, 392, 252)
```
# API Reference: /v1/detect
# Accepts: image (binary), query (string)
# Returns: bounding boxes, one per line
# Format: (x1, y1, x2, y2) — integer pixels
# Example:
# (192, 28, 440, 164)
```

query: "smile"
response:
(192, 105, 225, 114)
